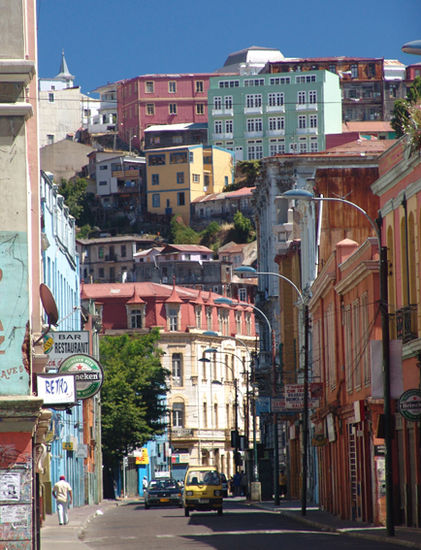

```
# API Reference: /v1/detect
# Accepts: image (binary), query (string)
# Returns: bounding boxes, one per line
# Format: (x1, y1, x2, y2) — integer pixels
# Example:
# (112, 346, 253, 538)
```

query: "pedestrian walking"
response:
(279, 468, 287, 498)
(142, 476, 148, 494)
(52, 475, 73, 525)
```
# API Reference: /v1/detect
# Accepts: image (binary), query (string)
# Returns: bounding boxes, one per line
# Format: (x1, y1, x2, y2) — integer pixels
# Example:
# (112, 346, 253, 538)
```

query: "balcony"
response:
(244, 130, 263, 139)
(171, 428, 194, 439)
(112, 169, 140, 178)
(212, 107, 233, 116)
(297, 127, 318, 135)
(396, 305, 418, 343)
(266, 105, 285, 113)
(296, 103, 318, 111)
(266, 129, 285, 137)
(244, 106, 263, 115)
(212, 132, 233, 140)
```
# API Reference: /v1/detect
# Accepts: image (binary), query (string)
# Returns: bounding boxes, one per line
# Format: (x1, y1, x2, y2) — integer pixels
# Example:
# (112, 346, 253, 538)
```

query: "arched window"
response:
(172, 401, 184, 428)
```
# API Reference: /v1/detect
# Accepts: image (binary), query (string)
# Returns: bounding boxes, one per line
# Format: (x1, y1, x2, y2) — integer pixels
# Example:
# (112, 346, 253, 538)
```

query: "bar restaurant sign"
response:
(399, 389, 421, 422)
(59, 354, 103, 400)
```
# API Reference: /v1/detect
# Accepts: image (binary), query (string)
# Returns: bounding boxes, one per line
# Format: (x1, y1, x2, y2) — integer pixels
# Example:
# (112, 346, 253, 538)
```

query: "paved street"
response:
(80, 499, 409, 550)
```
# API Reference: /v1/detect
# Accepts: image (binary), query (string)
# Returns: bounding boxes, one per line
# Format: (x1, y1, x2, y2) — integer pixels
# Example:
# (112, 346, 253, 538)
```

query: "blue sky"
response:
(37, 0, 420, 94)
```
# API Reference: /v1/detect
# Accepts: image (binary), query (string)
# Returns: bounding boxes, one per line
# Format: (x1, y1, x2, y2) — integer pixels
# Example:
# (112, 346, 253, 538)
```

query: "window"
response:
(298, 115, 307, 128)
(98, 247, 104, 259)
(225, 119, 233, 133)
(296, 74, 316, 83)
(218, 80, 239, 88)
(247, 140, 263, 160)
(203, 402, 208, 427)
(98, 267, 104, 278)
(299, 138, 307, 153)
(152, 193, 160, 208)
(48, 93, 54, 103)
(214, 120, 223, 134)
(268, 92, 284, 107)
(351, 64, 358, 78)
(269, 76, 290, 85)
(99, 165, 108, 171)
(145, 81, 154, 93)
(235, 312, 241, 334)
(308, 90, 317, 104)
(204, 155, 212, 164)
(177, 192, 185, 206)
(195, 80, 204, 93)
(121, 245, 127, 257)
(176, 172, 184, 184)
(172, 353, 183, 386)
(146, 103, 155, 115)
(189, 152, 194, 162)
(247, 118, 263, 132)
(168, 306, 179, 331)
(297, 91, 306, 104)
(224, 96, 233, 109)
(245, 313, 251, 336)
(170, 152, 187, 163)
(268, 117, 285, 130)
(269, 139, 285, 155)
(168, 81, 176, 93)
(244, 78, 265, 86)
(309, 114, 318, 128)
(150, 173, 159, 187)
(172, 402, 184, 428)
(214, 96, 222, 109)
(245, 94, 262, 108)
(148, 154, 165, 166)
(47, 134, 54, 145)
(310, 137, 318, 152)
(129, 308, 143, 328)
(214, 403, 218, 428)
(328, 64, 336, 74)
(196, 103, 204, 115)
(169, 103, 177, 115)
(289, 143, 298, 153)
(192, 174, 200, 183)
(238, 288, 247, 302)
(206, 307, 212, 330)
(195, 306, 202, 328)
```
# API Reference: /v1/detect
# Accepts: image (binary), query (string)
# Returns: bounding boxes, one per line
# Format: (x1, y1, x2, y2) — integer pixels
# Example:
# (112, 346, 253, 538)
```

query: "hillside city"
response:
(3, 2, 421, 548)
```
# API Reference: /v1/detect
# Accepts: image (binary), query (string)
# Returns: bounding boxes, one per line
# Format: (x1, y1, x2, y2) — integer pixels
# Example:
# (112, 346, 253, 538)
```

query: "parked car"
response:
(144, 478, 182, 509)
(183, 466, 223, 517)
(220, 473, 228, 497)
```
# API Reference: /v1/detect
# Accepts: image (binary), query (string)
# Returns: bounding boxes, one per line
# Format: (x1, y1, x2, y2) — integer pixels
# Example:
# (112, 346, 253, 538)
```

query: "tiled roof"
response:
(342, 121, 393, 133)
(192, 187, 255, 203)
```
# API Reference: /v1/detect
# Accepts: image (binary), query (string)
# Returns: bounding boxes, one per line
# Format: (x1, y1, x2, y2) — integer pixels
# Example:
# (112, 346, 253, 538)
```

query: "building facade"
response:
(145, 145, 234, 224)
(191, 186, 255, 225)
(207, 70, 342, 161)
(80, 282, 257, 479)
(262, 57, 408, 123)
(117, 73, 215, 149)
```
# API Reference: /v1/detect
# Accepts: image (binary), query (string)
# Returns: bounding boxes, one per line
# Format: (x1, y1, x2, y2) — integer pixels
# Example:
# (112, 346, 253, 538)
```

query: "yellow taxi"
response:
(183, 466, 223, 516)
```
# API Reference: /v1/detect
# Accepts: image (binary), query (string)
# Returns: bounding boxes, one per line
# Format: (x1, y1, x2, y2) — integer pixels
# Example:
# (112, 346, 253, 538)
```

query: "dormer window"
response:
(126, 305, 145, 329)
(166, 305, 180, 331)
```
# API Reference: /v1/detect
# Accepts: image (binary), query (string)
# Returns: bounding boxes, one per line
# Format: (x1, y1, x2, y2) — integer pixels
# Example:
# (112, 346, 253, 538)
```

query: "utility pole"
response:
(272, 328, 280, 506)
(301, 303, 310, 515)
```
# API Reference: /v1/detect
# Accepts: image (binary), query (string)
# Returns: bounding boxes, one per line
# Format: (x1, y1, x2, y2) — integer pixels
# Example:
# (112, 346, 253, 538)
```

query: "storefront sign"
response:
(59, 354, 103, 400)
(284, 383, 323, 410)
(255, 396, 271, 416)
(399, 389, 421, 421)
(44, 331, 90, 371)
(37, 374, 77, 407)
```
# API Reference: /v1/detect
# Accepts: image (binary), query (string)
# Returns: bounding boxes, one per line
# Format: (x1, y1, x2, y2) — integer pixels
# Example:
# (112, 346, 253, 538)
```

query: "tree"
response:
(169, 216, 201, 244)
(200, 221, 221, 248)
(391, 76, 421, 137)
(99, 329, 169, 467)
(232, 211, 254, 243)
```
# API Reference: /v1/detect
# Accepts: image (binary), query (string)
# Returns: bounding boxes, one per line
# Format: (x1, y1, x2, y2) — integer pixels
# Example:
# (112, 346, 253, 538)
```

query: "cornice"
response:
(335, 260, 379, 295)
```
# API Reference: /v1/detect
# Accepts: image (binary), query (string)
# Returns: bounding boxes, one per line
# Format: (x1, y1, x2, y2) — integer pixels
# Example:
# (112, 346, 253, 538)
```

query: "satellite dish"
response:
(40, 283, 59, 325)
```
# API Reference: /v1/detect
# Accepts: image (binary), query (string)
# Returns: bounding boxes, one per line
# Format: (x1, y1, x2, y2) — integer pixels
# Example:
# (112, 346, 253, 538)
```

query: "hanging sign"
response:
(399, 389, 421, 422)
(37, 374, 77, 407)
(59, 354, 103, 400)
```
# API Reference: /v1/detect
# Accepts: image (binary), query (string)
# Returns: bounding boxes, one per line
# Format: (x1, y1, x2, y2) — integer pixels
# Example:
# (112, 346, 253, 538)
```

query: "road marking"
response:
(158, 529, 339, 537)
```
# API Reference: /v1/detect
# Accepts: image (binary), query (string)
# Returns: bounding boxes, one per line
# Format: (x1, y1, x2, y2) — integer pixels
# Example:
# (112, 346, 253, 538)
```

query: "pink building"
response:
(117, 73, 216, 149)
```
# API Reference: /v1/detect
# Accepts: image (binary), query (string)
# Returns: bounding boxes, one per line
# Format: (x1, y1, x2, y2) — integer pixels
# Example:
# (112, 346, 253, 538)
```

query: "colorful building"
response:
(117, 73, 215, 149)
(207, 70, 342, 161)
(81, 281, 257, 482)
(145, 145, 234, 224)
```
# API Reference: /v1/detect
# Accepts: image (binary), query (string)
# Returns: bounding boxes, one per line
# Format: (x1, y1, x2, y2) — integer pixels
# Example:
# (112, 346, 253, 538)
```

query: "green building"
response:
(207, 70, 342, 160)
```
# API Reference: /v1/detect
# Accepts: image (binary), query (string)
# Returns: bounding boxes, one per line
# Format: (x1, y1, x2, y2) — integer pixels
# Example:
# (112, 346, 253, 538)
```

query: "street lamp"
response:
(235, 266, 310, 515)
(280, 188, 394, 535)
(214, 296, 279, 504)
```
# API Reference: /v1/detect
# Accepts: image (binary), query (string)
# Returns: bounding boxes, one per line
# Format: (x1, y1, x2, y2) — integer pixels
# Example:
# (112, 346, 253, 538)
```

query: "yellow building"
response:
(146, 145, 234, 224)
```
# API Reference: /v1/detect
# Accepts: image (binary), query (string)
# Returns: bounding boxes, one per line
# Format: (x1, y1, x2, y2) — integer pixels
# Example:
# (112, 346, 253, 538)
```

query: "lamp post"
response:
(280, 188, 394, 535)
(235, 266, 310, 515)
(214, 296, 278, 503)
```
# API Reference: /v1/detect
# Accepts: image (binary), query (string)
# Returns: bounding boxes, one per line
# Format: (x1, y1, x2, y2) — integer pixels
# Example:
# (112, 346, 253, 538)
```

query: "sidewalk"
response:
(248, 499, 421, 549)
(40, 499, 119, 549)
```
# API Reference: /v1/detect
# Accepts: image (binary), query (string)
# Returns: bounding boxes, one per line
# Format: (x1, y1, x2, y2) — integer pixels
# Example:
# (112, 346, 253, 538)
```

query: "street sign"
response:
(44, 331, 90, 371)
(399, 389, 421, 422)
(255, 396, 271, 416)
(59, 354, 103, 400)
(37, 374, 77, 407)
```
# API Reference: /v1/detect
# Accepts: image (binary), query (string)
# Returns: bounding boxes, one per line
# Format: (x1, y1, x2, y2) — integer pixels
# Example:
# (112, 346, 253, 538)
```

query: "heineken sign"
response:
(59, 354, 103, 400)
(399, 389, 421, 422)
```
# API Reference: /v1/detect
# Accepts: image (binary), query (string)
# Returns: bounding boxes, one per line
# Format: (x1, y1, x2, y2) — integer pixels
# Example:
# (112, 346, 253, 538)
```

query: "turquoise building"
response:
(207, 70, 342, 160)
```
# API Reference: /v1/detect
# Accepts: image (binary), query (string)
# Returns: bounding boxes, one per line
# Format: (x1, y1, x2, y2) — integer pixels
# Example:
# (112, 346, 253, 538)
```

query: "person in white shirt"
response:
(52, 475, 73, 525)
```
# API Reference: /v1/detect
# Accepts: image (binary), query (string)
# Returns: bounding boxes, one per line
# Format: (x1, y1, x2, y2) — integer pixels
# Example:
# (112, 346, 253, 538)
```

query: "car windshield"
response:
(186, 470, 220, 485)
(148, 479, 178, 490)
